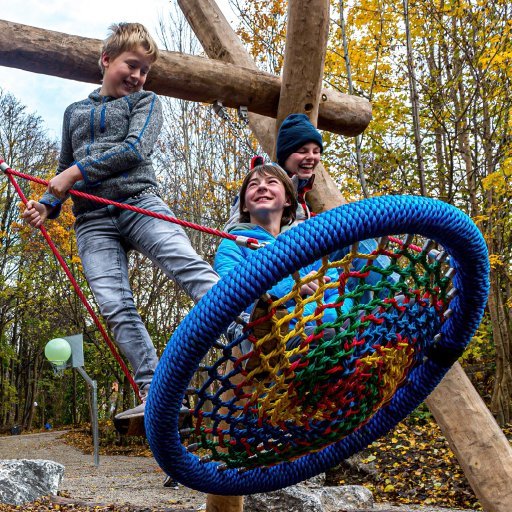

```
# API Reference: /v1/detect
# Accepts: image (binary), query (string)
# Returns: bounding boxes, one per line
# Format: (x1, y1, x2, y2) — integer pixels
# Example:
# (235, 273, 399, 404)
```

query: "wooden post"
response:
(0, 19, 371, 138)
(205, 494, 244, 512)
(274, 0, 346, 207)
(275, 0, 330, 129)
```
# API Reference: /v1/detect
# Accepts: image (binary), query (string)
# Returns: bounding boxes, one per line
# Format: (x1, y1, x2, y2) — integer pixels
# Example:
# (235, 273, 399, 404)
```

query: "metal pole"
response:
(76, 366, 100, 466)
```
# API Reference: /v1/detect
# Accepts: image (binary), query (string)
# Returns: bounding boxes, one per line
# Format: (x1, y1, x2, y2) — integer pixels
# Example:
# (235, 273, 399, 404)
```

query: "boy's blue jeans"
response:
(75, 194, 219, 391)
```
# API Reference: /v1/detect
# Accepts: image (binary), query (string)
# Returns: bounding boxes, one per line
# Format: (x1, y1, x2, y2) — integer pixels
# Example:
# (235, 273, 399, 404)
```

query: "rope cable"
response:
(0, 162, 140, 397)
(0, 163, 263, 250)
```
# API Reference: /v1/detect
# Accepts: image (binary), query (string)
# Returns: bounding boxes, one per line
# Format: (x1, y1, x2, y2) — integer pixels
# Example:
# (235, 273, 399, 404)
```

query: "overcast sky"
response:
(0, 0, 233, 140)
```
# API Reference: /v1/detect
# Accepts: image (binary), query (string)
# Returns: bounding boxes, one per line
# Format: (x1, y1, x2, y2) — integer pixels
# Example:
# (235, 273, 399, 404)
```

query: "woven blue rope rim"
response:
(146, 195, 489, 495)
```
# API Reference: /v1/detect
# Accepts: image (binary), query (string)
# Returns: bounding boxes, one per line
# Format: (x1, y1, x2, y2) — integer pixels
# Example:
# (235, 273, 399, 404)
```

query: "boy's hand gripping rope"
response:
(0, 160, 141, 398)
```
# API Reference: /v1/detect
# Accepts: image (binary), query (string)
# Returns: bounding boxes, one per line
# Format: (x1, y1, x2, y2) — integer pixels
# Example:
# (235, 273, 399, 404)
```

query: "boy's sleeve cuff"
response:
(40, 197, 62, 219)
(76, 162, 88, 184)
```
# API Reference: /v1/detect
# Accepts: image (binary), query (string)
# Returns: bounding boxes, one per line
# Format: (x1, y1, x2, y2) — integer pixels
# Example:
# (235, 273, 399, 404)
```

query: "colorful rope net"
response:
(146, 196, 489, 496)
(195, 241, 449, 468)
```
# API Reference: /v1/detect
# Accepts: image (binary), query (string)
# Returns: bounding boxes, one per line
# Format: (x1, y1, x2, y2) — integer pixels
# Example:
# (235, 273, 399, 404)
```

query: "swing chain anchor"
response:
(212, 100, 229, 120)
(234, 235, 267, 250)
(237, 106, 249, 123)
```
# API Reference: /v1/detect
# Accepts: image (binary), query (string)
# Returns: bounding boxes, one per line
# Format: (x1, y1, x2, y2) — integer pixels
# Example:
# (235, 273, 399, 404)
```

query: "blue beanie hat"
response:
(276, 114, 323, 168)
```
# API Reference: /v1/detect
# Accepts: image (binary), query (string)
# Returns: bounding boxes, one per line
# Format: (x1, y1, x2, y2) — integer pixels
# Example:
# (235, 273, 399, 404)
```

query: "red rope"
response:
(0, 161, 266, 399)
(2, 165, 261, 249)
(0, 161, 151, 399)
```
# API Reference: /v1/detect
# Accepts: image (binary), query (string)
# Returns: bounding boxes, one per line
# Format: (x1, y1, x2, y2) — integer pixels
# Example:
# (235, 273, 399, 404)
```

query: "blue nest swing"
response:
(145, 195, 489, 495)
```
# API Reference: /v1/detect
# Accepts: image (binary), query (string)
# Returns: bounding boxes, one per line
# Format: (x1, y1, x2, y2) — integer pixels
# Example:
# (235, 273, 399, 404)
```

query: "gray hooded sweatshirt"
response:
(41, 88, 163, 218)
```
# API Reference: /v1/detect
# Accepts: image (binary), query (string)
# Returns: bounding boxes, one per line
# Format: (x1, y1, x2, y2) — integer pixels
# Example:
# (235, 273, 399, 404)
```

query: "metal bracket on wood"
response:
(237, 105, 248, 123)
(212, 100, 229, 120)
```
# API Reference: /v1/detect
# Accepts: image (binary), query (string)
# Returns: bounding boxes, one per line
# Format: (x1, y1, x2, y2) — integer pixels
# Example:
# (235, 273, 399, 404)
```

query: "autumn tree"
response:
(0, 89, 61, 428)
(229, 0, 512, 422)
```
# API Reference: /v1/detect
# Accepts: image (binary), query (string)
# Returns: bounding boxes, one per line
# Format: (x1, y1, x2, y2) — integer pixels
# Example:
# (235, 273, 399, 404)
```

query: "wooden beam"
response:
(426, 363, 512, 512)
(0, 19, 371, 138)
(177, 0, 275, 154)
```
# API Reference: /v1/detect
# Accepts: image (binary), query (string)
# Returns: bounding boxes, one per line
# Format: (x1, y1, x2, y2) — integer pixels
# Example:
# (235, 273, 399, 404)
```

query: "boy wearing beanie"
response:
(276, 113, 323, 221)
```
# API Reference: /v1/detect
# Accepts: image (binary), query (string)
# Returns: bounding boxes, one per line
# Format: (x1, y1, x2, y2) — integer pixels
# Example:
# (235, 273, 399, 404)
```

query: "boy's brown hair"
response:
(99, 22, 159, 74)
(239, 164, 298, 226)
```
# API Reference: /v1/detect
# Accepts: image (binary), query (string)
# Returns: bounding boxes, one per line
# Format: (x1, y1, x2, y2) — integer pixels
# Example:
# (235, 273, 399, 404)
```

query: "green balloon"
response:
(45, 338, 72, 364)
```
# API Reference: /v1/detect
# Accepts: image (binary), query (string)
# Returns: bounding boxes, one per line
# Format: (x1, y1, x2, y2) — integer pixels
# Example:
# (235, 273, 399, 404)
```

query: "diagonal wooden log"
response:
(179, 0, 348, 210)
(177, 0, 276, 154)
(426, 364, 512, 511)
(0, 19, 371, 138)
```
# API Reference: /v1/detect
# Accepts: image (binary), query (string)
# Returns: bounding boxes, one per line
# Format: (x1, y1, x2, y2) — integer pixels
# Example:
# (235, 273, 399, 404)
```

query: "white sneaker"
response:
(114, 387, 148, 421)
(114, 401, 146, 420)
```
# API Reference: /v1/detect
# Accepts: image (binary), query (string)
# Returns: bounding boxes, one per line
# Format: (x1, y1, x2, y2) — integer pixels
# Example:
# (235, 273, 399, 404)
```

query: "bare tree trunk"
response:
(480, 93, 512, 424)
(339, 0, 368, 198)
(0, 355, 4, 426)
(488, 270, 512, 424)
(403, 0, 426, 195)
(423, 36, 447, 202)
(24, 353, 42, 431)
(456, 81, 478, 217)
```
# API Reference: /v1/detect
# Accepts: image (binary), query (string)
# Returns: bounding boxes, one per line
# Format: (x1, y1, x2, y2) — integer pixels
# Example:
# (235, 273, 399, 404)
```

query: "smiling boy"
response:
(276, 113, 324, 221)
(23, 23, 219, 420)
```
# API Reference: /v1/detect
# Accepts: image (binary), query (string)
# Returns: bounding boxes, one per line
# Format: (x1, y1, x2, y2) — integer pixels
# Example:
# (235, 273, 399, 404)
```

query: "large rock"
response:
(0, 459, 64, 505)
(245, 478, 374, 512)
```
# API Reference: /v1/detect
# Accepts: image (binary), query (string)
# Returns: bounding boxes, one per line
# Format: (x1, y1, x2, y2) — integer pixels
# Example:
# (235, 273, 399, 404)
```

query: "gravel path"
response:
(0, 430, 472, 512)
(0, 430, 204, 510)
